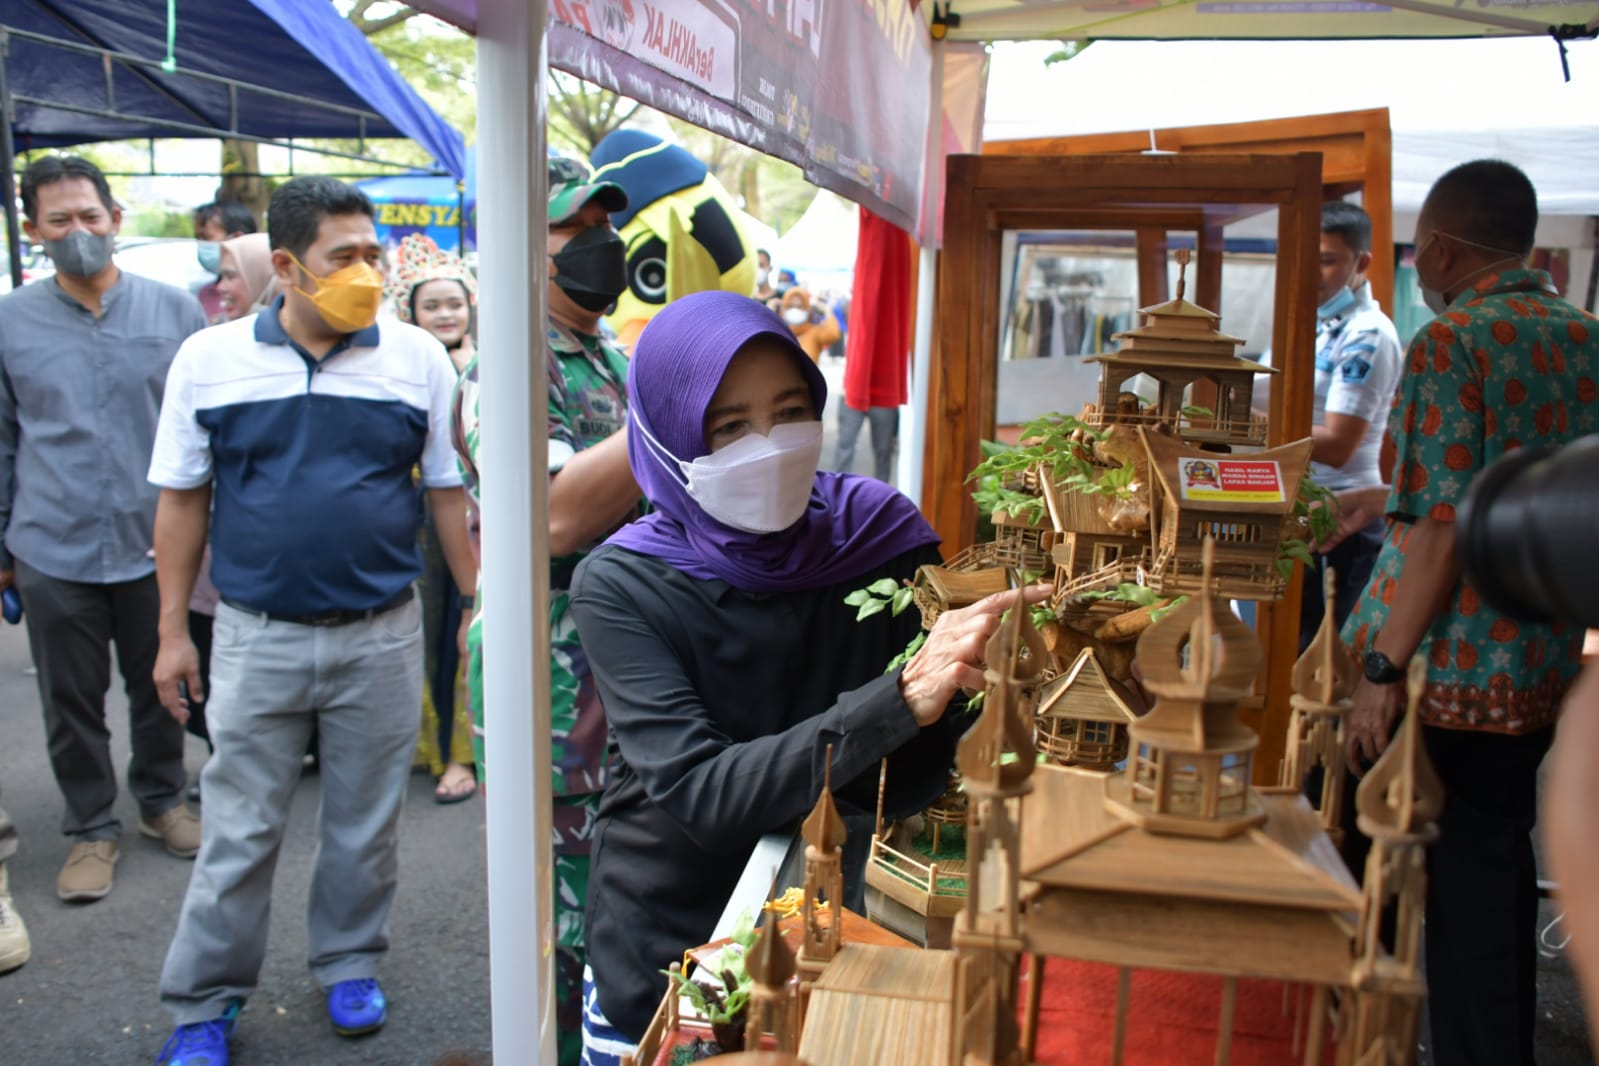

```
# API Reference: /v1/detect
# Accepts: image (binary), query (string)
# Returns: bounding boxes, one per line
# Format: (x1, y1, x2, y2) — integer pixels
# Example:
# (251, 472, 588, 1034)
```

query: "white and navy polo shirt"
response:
(148, 298, 462, 616)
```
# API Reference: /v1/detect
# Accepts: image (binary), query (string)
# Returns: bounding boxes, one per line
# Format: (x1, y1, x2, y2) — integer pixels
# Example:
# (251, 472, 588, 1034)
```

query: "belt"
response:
(221, 586, 414, 628)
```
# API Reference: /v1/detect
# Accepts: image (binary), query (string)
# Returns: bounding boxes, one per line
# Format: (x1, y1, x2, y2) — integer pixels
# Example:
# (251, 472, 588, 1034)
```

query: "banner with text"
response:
(549, 0, 933, 240)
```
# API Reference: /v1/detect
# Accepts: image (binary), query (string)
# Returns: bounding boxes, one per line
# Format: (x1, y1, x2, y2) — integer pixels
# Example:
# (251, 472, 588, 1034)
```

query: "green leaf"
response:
(1275, 556, 1294, 580)
(885, 631, 928, 674)
(843, 589, 871, 607)
(891, 586, 916, 617)
(1180, 405, 1214, 418)
(868, 578, 900, 597)
(856, 598, 887, 622)
(1148, 595, 1188, 624)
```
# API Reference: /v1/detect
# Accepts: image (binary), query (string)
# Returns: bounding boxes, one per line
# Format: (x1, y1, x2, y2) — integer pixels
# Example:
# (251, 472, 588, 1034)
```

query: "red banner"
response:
(549, 0, 932, 239)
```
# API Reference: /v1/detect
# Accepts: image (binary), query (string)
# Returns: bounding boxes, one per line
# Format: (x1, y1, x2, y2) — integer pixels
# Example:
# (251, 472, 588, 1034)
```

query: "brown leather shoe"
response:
(139, 805, 201, 859)
(57, 839, 119, 902)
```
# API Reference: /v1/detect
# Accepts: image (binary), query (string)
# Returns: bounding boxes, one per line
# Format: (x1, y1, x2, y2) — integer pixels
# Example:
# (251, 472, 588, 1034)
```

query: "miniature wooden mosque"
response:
(1086, 249, 1269, 448)
(629, 548, 1441, 1066)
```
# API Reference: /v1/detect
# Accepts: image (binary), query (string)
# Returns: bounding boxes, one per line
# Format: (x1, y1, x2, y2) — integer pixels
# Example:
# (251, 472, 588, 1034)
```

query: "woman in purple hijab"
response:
(570, 291, 1050, 1057)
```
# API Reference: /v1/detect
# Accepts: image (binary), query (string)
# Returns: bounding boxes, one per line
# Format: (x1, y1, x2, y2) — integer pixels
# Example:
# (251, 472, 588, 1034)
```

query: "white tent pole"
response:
(900, 244, 937, 505)
(898, 39, 946, 506)
(477, 0, 556, 1063)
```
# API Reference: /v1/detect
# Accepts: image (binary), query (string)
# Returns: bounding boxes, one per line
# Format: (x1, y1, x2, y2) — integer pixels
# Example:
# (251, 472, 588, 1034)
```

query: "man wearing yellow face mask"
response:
(144, 177, 477, 1066)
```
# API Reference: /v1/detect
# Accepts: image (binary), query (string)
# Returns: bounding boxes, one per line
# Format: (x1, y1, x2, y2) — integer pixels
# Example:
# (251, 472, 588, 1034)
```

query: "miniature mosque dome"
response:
(1106, 539, 1267, 836)
(1291, 568, 1360, 709)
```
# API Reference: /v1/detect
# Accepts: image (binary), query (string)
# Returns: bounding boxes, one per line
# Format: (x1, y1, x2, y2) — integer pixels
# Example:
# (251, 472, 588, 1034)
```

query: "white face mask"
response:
(782, 307, 809, 326)
(1415, 231, 1524, 315)
(636, 417, 824, 533)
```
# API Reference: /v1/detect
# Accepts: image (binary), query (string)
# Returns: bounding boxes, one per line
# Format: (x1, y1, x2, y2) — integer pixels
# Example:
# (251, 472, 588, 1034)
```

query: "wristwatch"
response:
(1363, 649, 1407, 685)
(458, 594, 475, 610)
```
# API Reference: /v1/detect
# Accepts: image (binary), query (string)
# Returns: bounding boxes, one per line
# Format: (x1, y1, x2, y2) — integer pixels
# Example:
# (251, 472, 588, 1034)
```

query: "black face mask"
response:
(551, 225, 627, 313)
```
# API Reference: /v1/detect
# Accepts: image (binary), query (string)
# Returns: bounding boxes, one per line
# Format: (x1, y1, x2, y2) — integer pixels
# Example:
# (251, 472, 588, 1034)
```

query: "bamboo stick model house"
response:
(1141, 427, 1314, 601)
(1034, 647, 1140, 771)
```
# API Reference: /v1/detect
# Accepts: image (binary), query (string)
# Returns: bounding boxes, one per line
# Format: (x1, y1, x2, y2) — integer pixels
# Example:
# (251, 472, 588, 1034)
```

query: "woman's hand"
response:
(899, 584, 1054, 727)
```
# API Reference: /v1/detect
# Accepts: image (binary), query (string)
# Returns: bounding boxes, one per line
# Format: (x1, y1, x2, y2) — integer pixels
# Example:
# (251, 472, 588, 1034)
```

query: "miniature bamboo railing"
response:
(1087, 407, 1269, 445)
(867, 835, 968, 899)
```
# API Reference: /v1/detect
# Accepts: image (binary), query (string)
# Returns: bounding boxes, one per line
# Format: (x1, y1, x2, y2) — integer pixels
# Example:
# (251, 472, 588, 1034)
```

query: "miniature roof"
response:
(1037, 648, 1140, 724)
(745, 916, 797, 988)
(1087, 252, 1261, 376)
(1356, 662, 1445, 837)
(1088, 347, 1271, 379)
(1291, 567, 1359, 706)
(802, 755, 848, 854)
(1142, 428, 1313, 516)
(1134, 539, 1263, 709)
(916, 564, 1009, 604)
(797, 945, 955, 1066)
(1021, 766, 1363, 913)
(957, 594, 1040, 791)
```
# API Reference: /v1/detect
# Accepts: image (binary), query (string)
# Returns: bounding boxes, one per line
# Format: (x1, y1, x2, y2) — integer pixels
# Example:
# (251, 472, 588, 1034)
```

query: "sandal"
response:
(434, 764, 478, 805)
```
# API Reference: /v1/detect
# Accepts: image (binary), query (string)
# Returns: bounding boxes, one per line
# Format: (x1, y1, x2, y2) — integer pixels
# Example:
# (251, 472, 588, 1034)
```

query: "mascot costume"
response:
(590, 129, 759, 348)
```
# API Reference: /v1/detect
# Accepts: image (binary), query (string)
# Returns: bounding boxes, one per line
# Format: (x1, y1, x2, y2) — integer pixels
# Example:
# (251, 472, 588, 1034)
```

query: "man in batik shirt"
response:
(452, 156, 640, 1066)
(1342, 159, 1598, 1066)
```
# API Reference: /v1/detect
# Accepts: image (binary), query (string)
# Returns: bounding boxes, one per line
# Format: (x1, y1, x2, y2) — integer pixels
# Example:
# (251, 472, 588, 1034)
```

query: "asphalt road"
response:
(0, 619, 491, 1066)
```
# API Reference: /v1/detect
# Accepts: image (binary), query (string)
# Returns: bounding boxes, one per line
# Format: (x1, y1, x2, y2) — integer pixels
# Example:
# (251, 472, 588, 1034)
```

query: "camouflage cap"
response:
(549, 155, 628, 226)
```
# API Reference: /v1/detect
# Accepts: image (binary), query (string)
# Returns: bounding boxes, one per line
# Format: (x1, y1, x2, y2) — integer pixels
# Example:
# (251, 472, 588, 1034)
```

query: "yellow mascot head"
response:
(590, 130, 757, 349)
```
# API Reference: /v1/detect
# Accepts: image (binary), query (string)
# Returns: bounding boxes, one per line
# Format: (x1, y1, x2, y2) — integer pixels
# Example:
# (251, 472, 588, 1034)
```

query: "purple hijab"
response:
(607, 291, 938, 592)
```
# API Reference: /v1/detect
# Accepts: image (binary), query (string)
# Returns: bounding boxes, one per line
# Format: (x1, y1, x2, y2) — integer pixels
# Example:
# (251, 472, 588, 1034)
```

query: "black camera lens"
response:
(1456, 434, 1599, 628)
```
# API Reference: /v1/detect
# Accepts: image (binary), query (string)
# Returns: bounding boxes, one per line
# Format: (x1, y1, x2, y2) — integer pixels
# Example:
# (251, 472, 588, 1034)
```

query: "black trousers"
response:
(1298, 515, 1385, 653)
(1422, 725, 1552, 1066)
(13, 558, 185, 840)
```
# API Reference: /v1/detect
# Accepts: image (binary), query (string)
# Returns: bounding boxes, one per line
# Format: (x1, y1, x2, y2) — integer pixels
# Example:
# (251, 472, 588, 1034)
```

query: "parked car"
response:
(20, 236, 217, 298)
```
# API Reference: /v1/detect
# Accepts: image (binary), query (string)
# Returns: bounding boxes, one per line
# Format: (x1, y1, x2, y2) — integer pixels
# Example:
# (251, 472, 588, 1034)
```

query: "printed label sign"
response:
(1177, 458, 1285, 503)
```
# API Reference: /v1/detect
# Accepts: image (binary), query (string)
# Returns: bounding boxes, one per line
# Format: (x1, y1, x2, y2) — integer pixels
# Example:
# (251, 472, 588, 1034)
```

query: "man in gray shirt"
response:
(0, 156, 206, 903)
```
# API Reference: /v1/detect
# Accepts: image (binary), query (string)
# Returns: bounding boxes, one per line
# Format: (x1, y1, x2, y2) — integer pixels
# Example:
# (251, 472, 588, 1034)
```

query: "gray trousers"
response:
(160, 598, 423, 1024)
(12, 558, 184, 841)
(834, 404, 899, 483)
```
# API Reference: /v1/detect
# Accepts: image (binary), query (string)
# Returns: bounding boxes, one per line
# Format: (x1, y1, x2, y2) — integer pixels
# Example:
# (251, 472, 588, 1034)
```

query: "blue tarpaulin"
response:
(2, 0, 465, 179)
(358, 146, 478, 253)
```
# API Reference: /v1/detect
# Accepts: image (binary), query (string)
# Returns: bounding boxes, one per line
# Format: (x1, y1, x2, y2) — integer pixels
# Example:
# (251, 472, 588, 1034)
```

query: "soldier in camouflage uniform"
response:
(451, 156, 640, 1066)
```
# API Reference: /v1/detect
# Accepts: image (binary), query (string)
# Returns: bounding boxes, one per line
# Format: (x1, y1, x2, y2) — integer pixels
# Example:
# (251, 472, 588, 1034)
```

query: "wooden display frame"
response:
(985, 107, 1395, 313)
(927, 151, 1321, 780)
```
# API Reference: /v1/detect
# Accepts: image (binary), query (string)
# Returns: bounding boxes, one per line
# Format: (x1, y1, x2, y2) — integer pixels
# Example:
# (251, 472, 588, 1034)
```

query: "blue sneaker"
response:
(326, 977, 387, 1037)
(154, 1001, 239, 1066)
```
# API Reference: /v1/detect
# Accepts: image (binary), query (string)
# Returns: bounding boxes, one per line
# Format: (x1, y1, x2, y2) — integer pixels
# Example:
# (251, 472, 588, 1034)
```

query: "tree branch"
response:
(356, 9, 419, 36)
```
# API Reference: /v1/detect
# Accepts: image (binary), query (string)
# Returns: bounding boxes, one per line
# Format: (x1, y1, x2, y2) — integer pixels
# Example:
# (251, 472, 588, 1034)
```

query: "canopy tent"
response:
(1, 0, 464, 176)
(775, 190, 860, 290)
(399, 3, 1599, 1062)
(935, 0, 1598, 41)
(1, 0, 466, 286)
(983, 38, 1599, 215)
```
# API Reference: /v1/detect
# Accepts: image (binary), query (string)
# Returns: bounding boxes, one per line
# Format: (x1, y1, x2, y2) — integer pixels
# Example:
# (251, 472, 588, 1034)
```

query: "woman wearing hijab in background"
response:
(386, 233, 479, 804)
(214, 233, 278, 321)
(181, 232, 282, 794)
(570, 291, 1050, 1062)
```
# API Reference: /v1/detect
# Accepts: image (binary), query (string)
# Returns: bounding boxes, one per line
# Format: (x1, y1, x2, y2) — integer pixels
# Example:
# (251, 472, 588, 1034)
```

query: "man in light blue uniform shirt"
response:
(1300, 201, 1403, 649)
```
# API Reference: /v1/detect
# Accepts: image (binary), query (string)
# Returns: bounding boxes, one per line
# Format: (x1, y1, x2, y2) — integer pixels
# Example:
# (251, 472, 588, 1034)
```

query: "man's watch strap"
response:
(1363, 649, 1407, 685)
